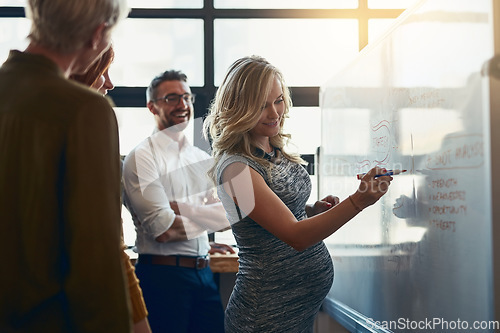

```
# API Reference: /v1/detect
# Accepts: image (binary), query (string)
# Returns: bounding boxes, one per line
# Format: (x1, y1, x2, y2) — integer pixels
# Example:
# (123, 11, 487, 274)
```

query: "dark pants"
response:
(135, 260, 225, 333)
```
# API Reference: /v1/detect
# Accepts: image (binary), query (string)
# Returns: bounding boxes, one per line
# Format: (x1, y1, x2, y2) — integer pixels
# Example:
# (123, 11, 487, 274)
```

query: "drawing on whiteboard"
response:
(356, 119, 393, 170)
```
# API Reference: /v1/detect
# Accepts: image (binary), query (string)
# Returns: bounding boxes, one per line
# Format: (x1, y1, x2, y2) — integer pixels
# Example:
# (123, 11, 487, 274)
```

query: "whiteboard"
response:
(319, 0, 499, 331)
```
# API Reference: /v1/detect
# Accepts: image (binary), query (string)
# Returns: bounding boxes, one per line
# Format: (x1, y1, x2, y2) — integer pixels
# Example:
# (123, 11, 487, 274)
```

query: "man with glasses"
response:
(122, 70, 233, 333)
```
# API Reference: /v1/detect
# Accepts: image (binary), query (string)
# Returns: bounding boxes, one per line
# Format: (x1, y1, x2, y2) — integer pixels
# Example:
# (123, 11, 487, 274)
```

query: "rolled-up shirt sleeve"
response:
(122, 144, 176, 238)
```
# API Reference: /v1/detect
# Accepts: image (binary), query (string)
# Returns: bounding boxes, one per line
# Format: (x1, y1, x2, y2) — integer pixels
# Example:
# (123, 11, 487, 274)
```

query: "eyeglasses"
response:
(153, 93, 195, 105)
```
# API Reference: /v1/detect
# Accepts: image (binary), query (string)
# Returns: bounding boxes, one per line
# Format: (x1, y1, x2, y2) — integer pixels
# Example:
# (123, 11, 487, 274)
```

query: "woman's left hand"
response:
(305, 195, 340, 217)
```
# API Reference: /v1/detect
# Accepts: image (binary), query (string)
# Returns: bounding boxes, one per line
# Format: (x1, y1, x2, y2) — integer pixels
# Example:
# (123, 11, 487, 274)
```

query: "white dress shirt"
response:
(122, 129, 219, 256)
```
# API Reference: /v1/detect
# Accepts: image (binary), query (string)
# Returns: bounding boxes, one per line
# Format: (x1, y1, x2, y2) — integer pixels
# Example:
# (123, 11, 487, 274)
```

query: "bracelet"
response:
(348, 195, 362, 212)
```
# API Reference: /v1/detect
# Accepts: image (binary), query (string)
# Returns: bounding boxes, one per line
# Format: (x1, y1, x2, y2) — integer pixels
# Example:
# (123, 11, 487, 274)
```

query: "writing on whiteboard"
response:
(426, 134, 484, 170)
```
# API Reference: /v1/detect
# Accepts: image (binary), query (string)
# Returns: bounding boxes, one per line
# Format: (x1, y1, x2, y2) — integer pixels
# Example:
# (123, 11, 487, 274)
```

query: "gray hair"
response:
(26, 0, 129, 53)
(146, 70, 188, 103)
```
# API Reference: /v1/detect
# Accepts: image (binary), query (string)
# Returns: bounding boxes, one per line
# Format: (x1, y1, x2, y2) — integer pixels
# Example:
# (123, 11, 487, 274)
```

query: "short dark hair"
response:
(146, 70, 188, 102)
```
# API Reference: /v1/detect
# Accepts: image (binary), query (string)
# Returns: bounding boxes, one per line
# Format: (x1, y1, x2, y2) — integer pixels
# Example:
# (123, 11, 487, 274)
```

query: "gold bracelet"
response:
(348, 195, 362, 212)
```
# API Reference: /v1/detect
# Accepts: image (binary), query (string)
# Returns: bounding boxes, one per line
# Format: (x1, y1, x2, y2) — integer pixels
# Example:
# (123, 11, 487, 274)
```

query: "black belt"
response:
(138, 254, 209, 270)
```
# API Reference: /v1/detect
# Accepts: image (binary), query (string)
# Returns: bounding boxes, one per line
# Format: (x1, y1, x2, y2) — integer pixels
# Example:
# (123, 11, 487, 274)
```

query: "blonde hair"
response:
(26, 0, 129, 53)
(204, 55, 304, 181)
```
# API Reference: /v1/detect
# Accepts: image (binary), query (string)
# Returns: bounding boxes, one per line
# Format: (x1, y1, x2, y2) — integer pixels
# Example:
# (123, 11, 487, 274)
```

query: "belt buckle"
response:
(196, 257, 207, 270)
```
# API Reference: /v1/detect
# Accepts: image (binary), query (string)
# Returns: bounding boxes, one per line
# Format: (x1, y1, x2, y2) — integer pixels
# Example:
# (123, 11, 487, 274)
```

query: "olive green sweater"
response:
(0, 50, 132, 332)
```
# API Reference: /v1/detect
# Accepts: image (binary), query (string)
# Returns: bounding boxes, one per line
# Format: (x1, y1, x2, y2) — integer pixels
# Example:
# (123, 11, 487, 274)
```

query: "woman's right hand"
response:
(351, 167, 393, 210)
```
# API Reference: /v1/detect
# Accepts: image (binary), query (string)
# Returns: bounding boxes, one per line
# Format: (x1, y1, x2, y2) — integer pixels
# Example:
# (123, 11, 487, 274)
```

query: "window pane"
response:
(122, 205, 136, 246)
(283, 107, 321, 155)
(110, 19, 204, 87)
(368, 18, 396, 44)
(214, 0, 357, 9)
(114, 107, 156, 156)
(128, 0, 203, 8)
(1, 0, 25, 6)
(284, 107, 320, 203)
(1, 0, 204, 8)
(214, 19, 358, 86)
(368, 0, 420, 9)
(0, 18, 30, 64)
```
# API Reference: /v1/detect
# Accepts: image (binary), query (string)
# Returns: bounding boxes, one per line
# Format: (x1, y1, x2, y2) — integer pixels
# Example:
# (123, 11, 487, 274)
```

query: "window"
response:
(368, 18, 397, 44)
(111, 19, 205, 87)
(0, 18, 29, 63)
(214, 19, 358, 86)
(114, 108, 156, 156)
(368, 0, 419, 8)
(214, 0, 357, 9)
(0, 1, 414, 246)
(2, 0, 25, 6)
(128, 0, 203, 8)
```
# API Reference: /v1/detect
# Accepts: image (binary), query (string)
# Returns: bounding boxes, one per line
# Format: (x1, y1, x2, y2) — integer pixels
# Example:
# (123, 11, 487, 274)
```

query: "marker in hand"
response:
(356, 169, 407, 180)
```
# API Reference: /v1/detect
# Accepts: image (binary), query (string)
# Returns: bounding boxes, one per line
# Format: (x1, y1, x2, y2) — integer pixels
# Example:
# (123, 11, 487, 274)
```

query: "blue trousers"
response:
(135, 261, 225, 333)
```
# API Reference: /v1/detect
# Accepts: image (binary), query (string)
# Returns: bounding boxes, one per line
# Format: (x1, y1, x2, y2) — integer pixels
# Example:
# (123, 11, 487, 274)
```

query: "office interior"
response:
(2, 0, 500, 332)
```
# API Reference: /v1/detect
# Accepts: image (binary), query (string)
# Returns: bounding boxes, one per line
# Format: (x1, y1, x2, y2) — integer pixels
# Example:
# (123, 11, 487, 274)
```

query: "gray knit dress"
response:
(216, 149, 334, 333)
